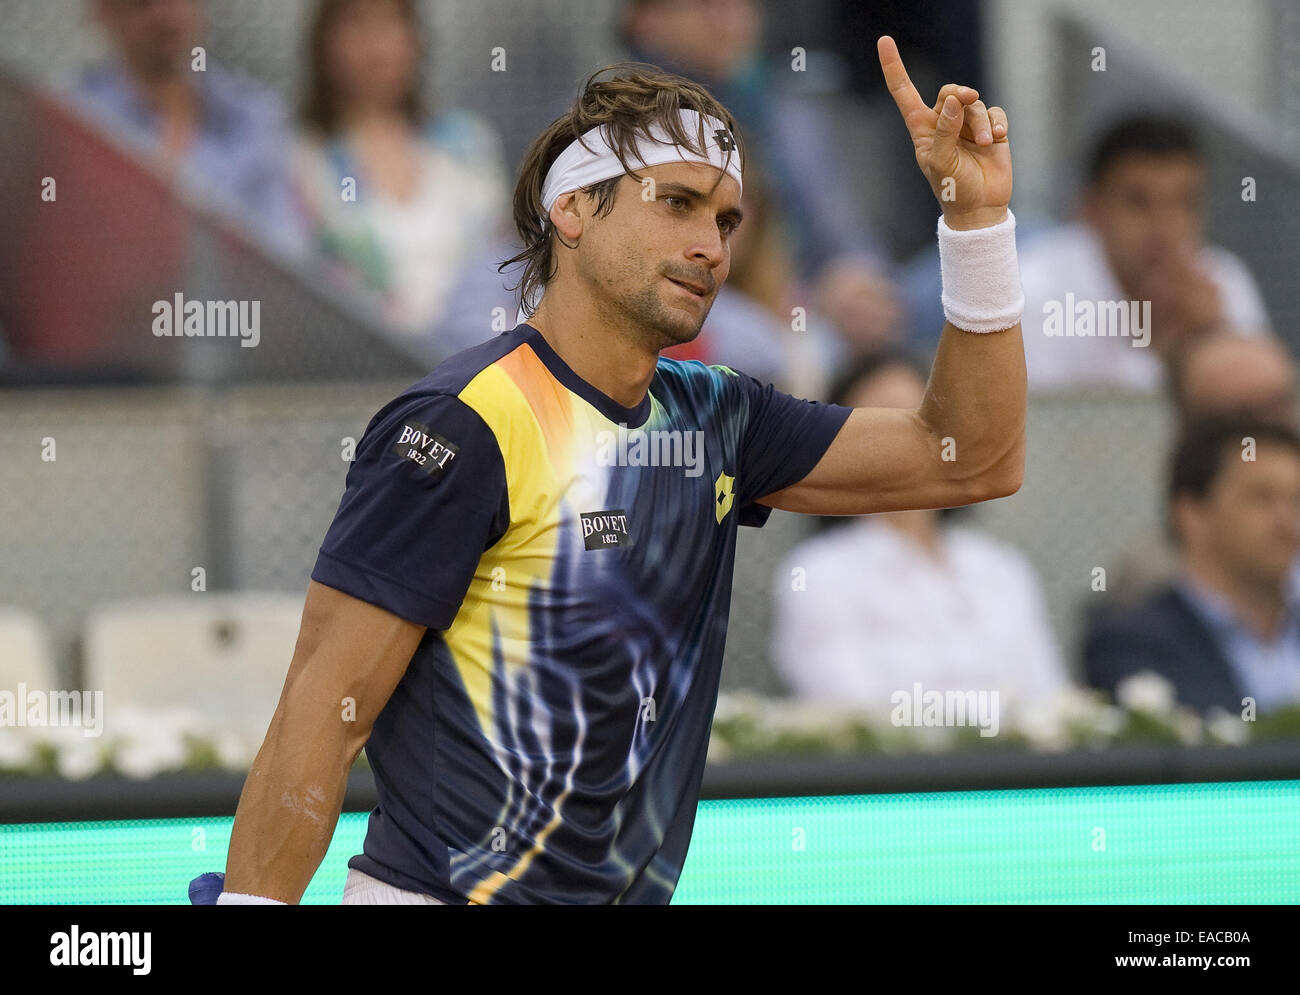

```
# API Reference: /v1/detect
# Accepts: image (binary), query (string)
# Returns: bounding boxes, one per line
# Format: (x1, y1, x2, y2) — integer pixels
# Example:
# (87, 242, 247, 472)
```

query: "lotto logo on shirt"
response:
(393, 421, 459, 478)
(580, 509, 631, 550)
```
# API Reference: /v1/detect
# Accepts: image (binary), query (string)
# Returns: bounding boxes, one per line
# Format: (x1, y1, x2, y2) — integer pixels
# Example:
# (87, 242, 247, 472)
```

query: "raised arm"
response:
(221, 580, 426, 904)
(759, 35, 1025, 516)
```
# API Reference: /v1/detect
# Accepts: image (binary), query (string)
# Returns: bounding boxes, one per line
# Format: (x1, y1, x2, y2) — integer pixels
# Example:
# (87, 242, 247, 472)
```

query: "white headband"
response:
(538, 108, 742, 223)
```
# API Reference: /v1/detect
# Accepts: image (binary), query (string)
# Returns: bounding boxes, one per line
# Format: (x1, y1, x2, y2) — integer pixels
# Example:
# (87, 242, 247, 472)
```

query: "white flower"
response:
(1093, 705, 1127, 738)
(1016, 704, 1069, 752)
(55, 737, 104, 780)
(38, 723, 105, 780)
(110, 705, 207, 779)
(1171, 707, 1205, 746)
(0, 726, 36, 772)
(1205, 707, 1250, 746)
(1115, 672, 1177, 716)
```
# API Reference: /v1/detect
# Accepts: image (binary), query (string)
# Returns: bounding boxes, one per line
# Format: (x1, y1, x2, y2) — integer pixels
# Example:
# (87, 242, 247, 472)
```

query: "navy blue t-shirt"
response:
(311, 324, 852, 904)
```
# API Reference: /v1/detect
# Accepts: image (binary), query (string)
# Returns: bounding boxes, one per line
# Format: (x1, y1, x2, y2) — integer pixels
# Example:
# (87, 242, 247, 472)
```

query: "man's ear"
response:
(549, 191, 585, 248)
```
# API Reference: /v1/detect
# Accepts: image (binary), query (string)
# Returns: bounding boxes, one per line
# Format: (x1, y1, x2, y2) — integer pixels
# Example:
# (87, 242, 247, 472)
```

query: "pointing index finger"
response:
(878, 35, 928, 130)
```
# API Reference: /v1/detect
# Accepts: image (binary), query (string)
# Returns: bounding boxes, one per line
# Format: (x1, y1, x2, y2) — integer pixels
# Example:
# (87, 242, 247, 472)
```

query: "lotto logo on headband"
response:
(714, 128, 735, 151)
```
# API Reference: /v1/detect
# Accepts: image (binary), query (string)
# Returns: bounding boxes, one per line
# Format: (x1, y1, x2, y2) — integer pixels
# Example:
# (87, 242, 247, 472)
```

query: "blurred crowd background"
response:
(3, 0, 1300, 773)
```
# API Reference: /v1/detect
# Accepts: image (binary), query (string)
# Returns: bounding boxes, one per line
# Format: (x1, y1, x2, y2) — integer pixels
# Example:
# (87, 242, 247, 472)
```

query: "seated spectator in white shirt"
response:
(771, 351, 1070, 722)
(1018, 114, 1271, 391)
(292, 0, 509, 347)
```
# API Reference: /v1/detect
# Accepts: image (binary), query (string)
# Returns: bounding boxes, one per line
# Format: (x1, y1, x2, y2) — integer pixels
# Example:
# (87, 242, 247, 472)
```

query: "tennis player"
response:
(200, 36, 1025, 905)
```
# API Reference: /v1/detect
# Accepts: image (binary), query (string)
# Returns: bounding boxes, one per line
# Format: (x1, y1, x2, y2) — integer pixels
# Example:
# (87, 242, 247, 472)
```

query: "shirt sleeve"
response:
(732, 372, 853, 528)
(310, 390, 510, 629)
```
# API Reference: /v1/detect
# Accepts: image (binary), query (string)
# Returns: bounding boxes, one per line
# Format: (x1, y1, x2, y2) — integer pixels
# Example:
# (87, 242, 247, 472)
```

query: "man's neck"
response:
(1183, 554, 1289, 641)
(527, 287, 661, 409)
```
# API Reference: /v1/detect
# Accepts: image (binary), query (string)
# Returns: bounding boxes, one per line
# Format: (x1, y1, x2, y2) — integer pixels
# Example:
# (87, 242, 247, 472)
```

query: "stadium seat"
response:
(0, 606, 57, 690)
(83, 593, 304, 746)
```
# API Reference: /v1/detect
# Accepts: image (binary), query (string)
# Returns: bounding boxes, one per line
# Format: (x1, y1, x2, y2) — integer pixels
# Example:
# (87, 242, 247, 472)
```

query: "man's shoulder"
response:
(1088, 583, 1199, 642)
(414, 327, 532, 395)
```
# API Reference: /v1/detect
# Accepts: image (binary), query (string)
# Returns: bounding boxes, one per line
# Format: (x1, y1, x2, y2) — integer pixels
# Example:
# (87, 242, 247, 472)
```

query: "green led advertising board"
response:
(2, 781, 1297, 903)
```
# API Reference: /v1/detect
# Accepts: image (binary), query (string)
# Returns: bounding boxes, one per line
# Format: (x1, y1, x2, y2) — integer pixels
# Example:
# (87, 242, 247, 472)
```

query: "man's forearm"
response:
(916, 201, 1027, 498)
(222, 695, 361, 904)
(920, 316, 1027, 497)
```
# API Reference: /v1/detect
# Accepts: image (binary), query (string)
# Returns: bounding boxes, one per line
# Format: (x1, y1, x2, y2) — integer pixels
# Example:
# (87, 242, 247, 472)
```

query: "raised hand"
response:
(877, 35, 1012, 230)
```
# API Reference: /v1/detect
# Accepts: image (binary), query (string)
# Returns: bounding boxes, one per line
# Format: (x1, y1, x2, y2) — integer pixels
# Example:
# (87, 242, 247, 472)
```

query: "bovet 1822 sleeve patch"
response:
(392, 420, 460, 479)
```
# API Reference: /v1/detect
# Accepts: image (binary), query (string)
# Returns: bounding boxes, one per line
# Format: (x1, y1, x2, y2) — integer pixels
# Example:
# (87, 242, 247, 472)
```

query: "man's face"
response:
(1179, 442, 1300, 587)
(569, 161, 743, 351)
(1083, 152, 1205, 289)
(96, 0, 203, 79)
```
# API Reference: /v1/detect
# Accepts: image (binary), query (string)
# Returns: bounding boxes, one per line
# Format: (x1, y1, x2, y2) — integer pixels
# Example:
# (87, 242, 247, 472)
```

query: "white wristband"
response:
(938, 209, 1024, 333)
(217, 891, 287, 905)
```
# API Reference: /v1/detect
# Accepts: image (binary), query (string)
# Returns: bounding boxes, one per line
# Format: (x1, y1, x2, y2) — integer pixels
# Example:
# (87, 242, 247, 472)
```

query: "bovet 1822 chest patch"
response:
(580, 509, 631, 550)
(392, 420, 460, 478)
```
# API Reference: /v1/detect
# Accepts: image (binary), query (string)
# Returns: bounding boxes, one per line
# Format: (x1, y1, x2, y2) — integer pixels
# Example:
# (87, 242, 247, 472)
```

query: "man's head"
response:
(92, 0, 204, 81)
(1080, 114, 1206, 292)
(505, 65, 745, 352)
(825, 349, 966, 527)
(1172, 332, 1298, 428)
(621, 0, 763, 82)
(829, 349, 928, 411)
(1169, 417, 1300, 591)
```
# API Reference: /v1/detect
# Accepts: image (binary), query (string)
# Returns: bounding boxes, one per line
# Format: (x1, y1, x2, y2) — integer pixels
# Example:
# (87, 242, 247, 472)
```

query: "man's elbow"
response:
(982, 463, 1024, 499)
(967, 452, 1025, 502)
(977, 432, 1026, 501)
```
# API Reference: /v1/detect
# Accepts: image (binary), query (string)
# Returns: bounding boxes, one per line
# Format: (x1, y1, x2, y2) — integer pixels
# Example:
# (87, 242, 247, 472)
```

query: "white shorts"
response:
(341, 868, 451, 905)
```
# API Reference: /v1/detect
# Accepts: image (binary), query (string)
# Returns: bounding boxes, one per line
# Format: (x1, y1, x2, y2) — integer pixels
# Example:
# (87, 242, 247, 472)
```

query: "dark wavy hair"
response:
(501, 62, 744, 316)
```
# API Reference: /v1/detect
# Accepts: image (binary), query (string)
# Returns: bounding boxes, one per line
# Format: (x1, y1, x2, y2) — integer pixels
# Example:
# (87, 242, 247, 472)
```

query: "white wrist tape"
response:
(938, 209, 1024, 333)
(217, 891, 287, 905)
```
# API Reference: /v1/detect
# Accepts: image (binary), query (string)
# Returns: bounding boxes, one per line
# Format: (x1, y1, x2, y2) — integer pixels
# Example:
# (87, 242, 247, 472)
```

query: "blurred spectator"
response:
(293, 0, 509, 346)
(70, 0, 306, 257)
(621, 0, 904, 355)
(1018, 114, 1271, 390)
(1085, 418, 1300, 716)
(771, 350, 1069, 720)
(1095, 331, 1299, 611)
(1171, 331, 1298, 428)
